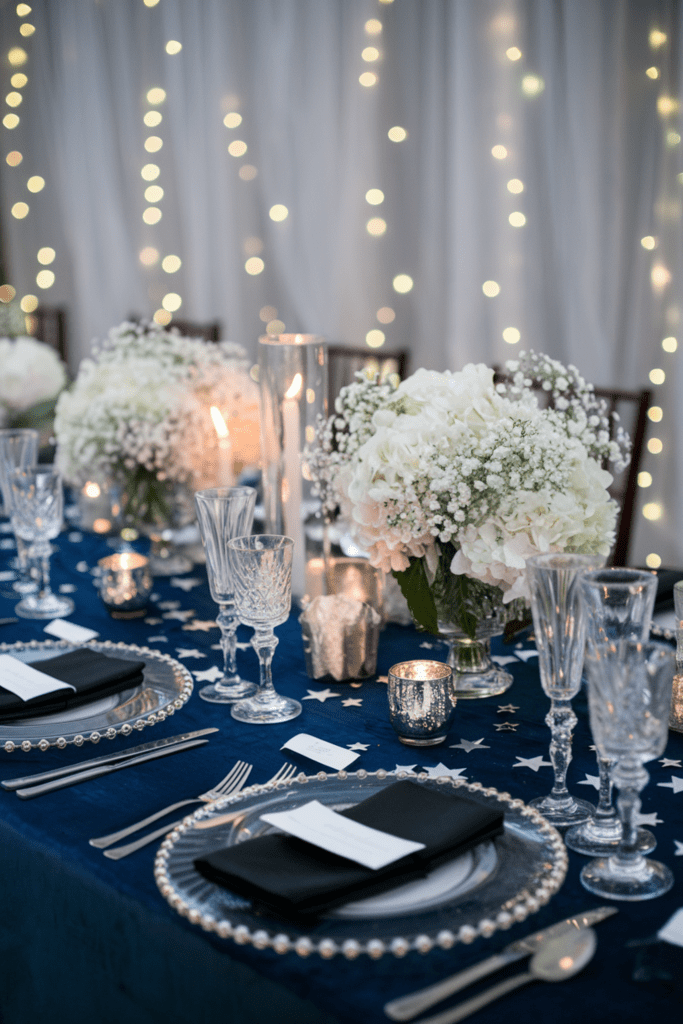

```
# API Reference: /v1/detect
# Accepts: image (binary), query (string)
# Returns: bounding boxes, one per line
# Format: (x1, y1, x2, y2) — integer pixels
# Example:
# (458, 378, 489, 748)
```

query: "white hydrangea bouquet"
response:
(0, 335, 67, 430)
(308, 352, 630, 641)
(54, 321, 255, 526)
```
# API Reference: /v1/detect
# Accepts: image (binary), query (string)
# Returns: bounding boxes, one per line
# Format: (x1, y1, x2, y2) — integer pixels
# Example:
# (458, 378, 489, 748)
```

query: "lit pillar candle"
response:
(210, 406, 235, 487)
(282, 372, 305, 598)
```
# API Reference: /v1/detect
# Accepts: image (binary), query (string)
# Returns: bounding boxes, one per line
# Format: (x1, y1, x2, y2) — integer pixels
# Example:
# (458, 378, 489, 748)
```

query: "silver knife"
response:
(14, 737, 211, 798)
(1, 728, 219, 790)
(383, 906, 617, 1021)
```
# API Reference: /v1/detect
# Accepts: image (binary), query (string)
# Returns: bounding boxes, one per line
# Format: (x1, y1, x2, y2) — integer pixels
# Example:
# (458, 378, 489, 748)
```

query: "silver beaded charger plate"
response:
(0, 639, 193, 751)
(154, 770, 567, 959)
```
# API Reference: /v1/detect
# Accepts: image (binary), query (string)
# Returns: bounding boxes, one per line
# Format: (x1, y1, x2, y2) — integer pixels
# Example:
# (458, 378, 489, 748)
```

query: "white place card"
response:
(0, 654, 76, 702)
(44, 619, 99, 643)
(260, 799, 425, 871)
(659, 907, 683, 948)
(281, 733, 360, 770)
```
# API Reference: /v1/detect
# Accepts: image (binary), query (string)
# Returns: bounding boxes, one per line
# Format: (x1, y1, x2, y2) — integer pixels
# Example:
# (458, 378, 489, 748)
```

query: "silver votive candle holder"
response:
(97, 552, 152, 619)
(671, 580, 683, 732)
(388, 660, 456, 746)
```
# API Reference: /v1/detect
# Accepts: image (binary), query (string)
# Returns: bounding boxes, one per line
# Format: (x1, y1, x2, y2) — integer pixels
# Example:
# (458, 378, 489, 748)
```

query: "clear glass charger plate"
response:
(0, 639, 193, 752)
(154, 769, 567, 959)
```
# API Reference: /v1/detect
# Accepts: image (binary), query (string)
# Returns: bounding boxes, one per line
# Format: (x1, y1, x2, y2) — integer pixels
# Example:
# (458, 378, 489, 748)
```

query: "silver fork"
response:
(101, 761, 297, 860)
(89, 760, 253, 850)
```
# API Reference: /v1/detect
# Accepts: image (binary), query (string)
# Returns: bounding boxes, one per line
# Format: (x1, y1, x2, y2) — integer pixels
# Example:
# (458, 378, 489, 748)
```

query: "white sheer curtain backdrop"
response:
(0, 0, 681, 566)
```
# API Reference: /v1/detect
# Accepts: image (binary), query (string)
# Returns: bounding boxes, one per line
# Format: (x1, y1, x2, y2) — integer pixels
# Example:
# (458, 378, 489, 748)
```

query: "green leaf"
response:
(450, 574, 479, 640)
(392, 558, 438, 635)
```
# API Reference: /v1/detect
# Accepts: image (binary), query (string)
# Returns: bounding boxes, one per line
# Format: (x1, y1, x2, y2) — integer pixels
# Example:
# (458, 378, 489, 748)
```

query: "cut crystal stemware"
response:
(194, 487, 258, 703)
(0, 429, 39, 595)
(228, 534, 302, 725)
(526, 552, 603, 828)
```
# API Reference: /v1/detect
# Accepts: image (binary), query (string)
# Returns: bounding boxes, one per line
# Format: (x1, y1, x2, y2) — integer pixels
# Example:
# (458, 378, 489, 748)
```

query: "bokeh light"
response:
(146, 87, 166, 106)
(641, 235, 656, 249)
(165, 40, 182, 55)
(3, 114, 20, 129)
(20, 294, 38, 312)
(522, 75, 545, 96)
(366, 188, 384, 205)
(491, 145, 508, 160)
(245, 257, 264, 275)
(509, 211, 526, 226)
(388, 126, 408, 142)
(162, 255, 181, 273)
(8, 48, 28, 68)
(36, 269, 54, 289)
(506, 47, 522, 61)
(393, 274, 413, 293)
(162, 293, 182, 312)
(239, 165, 258, 180)
(37, 247, 55, 265)
(638, 472, 653, 488)
(269, 204, 289, 222)
(260, 306, 278, 322)
(27, 175, 44, 192)
(648, 406, 663, 422)
(642, 502, 662, 521)
(662, 336, 677, 352)
(11, 202, 28, 218)
(377, 306, 395, 324)
(366, 329, 385, 348)
(367, 217, 387, 236)
(223, 112, 242, 128)
(365, 19, 382, 34)
(359, 72, 378, 87)
(646, 553, 662, 569)
(144, 185, 164, 203)
(362, 47, 380, 62)
(5, 92, 22, 108)
(649, 368, 665, 385)
(143, 207, 162, 224)
(144, 136, 163, 153)
(648, 437, 663, 454)
(507, 178, 524, 194)
(139, 246, 159, 266)
(228, 140, 248, 157)
(6, 151, 22, 166)
(482, 280, 500, 297)
(503, 326, 521, 344)
(141, 164, 160, 181)
(144, 111, 162, 127)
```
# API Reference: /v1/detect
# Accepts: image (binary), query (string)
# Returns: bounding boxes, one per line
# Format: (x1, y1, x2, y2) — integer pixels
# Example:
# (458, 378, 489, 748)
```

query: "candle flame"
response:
(210, 405, 229, 438)
(285, 373, 303, 400)
(84, 481, 101, 498)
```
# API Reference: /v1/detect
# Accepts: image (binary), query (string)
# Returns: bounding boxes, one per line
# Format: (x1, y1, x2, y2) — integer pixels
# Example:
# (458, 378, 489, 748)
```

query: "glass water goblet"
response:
(526, 552, 604, 828)
(194, 486, 258, 703)
(0, 428, 39, 595)
(580, 638, 674, 901)
(10, 467, 75, 619)
(565, 568, 659, 857)
(228, 535, 302, 725)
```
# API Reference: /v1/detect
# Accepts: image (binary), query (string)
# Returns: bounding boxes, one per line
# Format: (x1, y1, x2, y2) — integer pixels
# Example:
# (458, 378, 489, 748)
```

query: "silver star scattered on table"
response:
(449, 737, 490, 753)
(183, 619, 217, 631)
(660, 758, 682, 768)
(492, 655, 517, 667)
(157, 600, 181, 610)
(193, 666, 224, 683)
(175, 648, 206, 659)
(144, 617, 163, 625)
(513, 755, 552, 772)
(419, 641, 439, 649)
(675, 840, 683, 856)
(394, 764, 417, 774)
(0, 538, 15, 550)
(514, 649, 539, 662)
(347, 742, 370, 751)
(341, 698, 363, 707)
(146, 635, 168, 643)
(635, 811, 663, 827)
(162, 608, 196, 621)
(421, 763, 468, 780)
(59, 583, 77, 593)
(494, 721, 519, 731)
(657, 775, 683, 794)
(302, 688, 341, 702)
(76, 561, 89, 572)
(350, 682, 363, 688)
(170, 577, 202, 591)
(497, 704, 519, 714)
(377, 675, 388, 684)
(68, 531, 83, 543)
(578, 774, 601, 791)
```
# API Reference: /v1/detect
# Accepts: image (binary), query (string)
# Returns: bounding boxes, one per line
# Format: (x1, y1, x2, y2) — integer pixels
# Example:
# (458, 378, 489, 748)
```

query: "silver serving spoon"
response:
(411, 927, 597, 1024)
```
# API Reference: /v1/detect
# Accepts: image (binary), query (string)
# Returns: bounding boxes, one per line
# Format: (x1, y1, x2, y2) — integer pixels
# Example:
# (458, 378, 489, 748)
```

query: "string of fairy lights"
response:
(1, 3, 681, 567)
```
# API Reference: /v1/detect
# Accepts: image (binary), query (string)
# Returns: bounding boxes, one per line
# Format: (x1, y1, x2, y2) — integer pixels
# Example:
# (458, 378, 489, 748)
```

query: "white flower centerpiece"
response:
(308, 352, 630, 697)
(0, 335, 67, 432)
(54, 321, 258, 570)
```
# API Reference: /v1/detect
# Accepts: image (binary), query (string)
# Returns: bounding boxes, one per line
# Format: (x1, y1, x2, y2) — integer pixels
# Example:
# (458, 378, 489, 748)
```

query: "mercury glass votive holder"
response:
(671, 581, 683, 733)
(388, 660, 456, 746)
(97, 552, 152, 618)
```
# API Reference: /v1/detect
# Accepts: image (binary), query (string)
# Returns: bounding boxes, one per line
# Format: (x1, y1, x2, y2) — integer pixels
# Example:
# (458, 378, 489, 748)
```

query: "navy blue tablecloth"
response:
(0, 523, 681, 1024)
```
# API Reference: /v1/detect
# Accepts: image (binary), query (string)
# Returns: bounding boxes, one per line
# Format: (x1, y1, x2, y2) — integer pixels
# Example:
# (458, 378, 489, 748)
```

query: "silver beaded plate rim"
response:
(0, 638, 193, 752)
(154, 769, 568, 960)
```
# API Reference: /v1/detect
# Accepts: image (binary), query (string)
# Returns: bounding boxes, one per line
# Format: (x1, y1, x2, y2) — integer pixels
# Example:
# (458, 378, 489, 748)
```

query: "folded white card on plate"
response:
(44, 619, 99, 643)
(260, 799, 425, 870)
(0, 654, 76, 701)
(281, 733, 360, 770)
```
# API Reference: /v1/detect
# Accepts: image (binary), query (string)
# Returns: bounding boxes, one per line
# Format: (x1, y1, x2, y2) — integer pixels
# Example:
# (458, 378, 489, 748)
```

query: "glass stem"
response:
(613, 759, 648, 869)
(217, 604, 238, 683)
(31, 541, 54, 600)
(547, 698, 576, 801)
(594, 756, 617, 821)
(250, 628, 279, 702)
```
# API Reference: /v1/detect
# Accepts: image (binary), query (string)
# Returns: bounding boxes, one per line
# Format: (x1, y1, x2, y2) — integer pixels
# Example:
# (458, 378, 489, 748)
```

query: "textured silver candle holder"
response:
(97, 552, 152, 619)
(388, 660, 456, 746)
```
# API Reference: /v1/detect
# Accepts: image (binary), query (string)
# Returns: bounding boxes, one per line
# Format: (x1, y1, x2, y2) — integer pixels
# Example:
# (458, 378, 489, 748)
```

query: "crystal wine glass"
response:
(194, 486, 258, 703)
(10, 467, 75, 619)
(580, 638, 674, 901)
(228, 534, 302, 725)
(565, 567, 659, 857)
(0, 428, 39, 594)
(526, 552, 604, 828)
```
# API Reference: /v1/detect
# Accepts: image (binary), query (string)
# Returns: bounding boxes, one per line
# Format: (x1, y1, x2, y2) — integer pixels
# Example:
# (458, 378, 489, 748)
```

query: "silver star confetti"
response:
(497, 704, 519, 714)
(175, 648, 206, 659)
(494, 722, 519, 731)
(157, 600, 181, 610)
(657, 776, 683, 794)
(162, 609, 196, 621)
(514, 649, 539, 662)
(660, 758, 682, 768)
(675, 840, 683, 856)
(421, 764, 468, 780)
(578, 774, 601, 791)
(183, 619, 217, 631)
(513, 755, 552, 772)
(348, 742, 370, 751)
(393, 764, 418, 774)
(59, 583, 77, 593)
(449, 738, 490, 753)
(302, 688, 341, 702)
(170, 577, 202, 591)
(144, 617, 163, 625)
(341, 698, 363, 707)
(635, 811, 663, 827)
(146, 636, 168, 643)
(193, 666, 224, 683)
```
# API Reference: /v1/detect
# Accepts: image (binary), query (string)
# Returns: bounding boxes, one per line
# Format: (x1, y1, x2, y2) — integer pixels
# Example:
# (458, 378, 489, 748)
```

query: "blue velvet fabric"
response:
(0, 524, 681, 1024)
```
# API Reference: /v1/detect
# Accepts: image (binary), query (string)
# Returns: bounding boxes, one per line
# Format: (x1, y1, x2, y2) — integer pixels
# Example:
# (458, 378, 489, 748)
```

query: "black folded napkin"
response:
(0, 648, 146, 722)
(195, 779, 504, 918)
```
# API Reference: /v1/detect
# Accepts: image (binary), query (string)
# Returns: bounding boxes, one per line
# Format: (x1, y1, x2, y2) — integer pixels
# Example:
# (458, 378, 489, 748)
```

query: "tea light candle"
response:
(387, 660, 456, 746)
(326, 556, 383, 616)
(97, 552, 152, 619)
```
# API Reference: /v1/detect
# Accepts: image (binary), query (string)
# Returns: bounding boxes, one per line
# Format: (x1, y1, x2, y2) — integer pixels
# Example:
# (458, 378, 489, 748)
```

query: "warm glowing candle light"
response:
(210, 405, 234, 487)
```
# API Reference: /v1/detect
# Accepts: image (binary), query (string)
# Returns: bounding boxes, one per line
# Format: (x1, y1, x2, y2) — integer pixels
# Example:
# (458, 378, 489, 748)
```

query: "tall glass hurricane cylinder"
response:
(258, 334, 327, 605)
(194, 486, 257, 703)
(526, 552, 604, 828)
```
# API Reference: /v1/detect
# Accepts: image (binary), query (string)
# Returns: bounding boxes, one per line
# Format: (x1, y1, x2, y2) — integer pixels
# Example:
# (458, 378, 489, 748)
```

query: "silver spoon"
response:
(410, 927, 597, 1024)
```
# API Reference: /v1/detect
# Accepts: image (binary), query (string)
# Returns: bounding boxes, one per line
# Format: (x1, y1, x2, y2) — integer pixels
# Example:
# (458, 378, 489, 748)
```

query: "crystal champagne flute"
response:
(580, 638, 674, 900)
(526, 552, 604, 828)
(228, 534, 302, 725)
(194, 486, 258, 703)
(565, 568, 659, 857)
(0, 428, 39, 594)
(10, 467, 75, 619)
